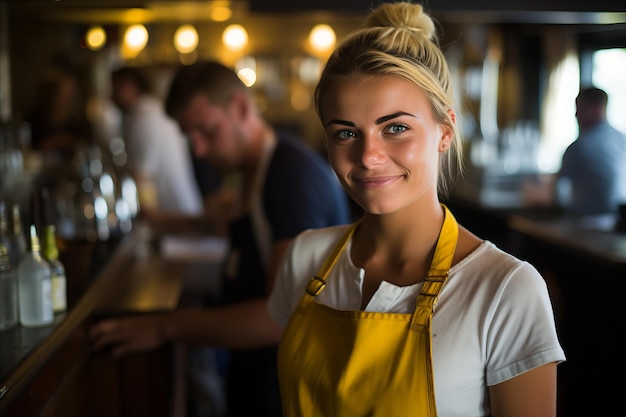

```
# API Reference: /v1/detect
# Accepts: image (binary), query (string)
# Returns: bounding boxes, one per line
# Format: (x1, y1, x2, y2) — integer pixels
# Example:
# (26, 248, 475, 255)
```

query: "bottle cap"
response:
(0, 243, 10, 271)
(29, 225, 41, 252)
(44, 225, 59, 260)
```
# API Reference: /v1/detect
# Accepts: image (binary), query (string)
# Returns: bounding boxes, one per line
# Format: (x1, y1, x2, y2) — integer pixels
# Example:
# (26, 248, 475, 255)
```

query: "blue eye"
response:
(386, 124, 408, 135)
(335, 130, 357, 140)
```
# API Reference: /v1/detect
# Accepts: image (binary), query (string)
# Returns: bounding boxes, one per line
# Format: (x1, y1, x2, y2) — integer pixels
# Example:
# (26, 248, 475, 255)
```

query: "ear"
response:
(438, 109, 456, 152)
(229, 90, 251, 121)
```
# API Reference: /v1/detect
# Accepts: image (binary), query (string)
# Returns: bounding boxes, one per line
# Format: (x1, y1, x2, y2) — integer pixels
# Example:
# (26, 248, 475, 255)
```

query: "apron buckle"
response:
(420, 270, 448, 297)
(306, 276, 327, 296)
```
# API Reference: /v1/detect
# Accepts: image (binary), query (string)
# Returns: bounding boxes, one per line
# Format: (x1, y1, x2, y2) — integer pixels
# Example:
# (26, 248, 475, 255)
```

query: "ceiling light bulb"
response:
(222, 24, 248, 51)
(124, 24, 149, 52)
(174, 24, 199, 54)
(86, 25, 107, 51)
(309, 24, 336, 52)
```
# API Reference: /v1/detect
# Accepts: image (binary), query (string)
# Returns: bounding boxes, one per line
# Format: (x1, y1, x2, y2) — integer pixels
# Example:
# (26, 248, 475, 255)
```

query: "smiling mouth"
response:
(355, 176, 403, 188)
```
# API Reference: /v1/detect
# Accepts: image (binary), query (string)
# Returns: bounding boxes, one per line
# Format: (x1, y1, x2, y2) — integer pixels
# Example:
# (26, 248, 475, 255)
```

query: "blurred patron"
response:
(557, 87, 626, 214)
(111, 66, 204, 216)
(524, 87, 626, 215)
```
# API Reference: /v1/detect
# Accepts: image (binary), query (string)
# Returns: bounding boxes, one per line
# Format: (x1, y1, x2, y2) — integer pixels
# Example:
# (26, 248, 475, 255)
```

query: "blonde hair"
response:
(314, 1, 463, 196)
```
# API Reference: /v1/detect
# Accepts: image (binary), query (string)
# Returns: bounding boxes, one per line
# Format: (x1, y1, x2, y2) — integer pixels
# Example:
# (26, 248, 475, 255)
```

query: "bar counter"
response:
(0, 225, 193, 417)
(508, 211, 626, 267)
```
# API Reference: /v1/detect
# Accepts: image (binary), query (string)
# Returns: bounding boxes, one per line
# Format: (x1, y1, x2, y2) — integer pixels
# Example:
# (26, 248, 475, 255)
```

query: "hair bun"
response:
(363, 2, 436, 41)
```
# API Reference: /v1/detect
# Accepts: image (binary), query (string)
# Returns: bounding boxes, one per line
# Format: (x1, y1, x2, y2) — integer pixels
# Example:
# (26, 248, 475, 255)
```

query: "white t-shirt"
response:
(268, 224, 566, 417)
(124, 95, 203, 214)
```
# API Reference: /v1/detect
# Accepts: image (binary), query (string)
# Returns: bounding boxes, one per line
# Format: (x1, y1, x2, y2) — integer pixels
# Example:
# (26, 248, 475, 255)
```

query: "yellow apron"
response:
(277, 205, 458, 417)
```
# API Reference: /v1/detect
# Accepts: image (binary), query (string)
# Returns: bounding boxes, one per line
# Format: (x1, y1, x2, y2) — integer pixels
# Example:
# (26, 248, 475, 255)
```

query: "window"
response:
(592, 48, 626, 134)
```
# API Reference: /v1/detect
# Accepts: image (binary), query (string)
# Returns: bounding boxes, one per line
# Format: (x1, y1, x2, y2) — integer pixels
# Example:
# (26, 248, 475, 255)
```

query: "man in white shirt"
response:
(111, 66, 204, 215)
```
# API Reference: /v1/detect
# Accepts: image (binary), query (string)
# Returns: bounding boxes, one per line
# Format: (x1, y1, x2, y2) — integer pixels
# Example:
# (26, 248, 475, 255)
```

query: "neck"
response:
(242, 122, 275, 178)
(239, 123, 276, 211)
(354, 199, 445, 265)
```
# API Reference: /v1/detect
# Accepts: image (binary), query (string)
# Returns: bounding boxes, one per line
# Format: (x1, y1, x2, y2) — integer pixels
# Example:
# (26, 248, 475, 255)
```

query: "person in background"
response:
(110, 66, 204, 216)
(267, 2, 565, 416)
(90, 60, 352, 417)
(555, 86, 626, 214)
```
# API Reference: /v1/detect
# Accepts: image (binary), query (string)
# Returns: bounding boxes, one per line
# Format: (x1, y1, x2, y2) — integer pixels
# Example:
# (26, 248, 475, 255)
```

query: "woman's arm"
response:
(489, 362, 559, 417)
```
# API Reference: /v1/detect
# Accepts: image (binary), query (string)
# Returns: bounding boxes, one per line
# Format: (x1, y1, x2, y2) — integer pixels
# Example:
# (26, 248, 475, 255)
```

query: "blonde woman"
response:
(268, 2, 565, 416)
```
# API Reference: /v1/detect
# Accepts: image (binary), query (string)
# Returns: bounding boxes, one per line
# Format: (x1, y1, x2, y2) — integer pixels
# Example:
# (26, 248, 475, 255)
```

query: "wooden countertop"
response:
(0, 225, 187, 413)
(508, 212, 626, 267)
(446, 189, 626, 267)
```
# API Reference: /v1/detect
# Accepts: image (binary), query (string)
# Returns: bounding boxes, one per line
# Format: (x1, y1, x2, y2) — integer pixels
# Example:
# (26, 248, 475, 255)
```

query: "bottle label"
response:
(52, 273, 67, 312)
(41, 278, 53, 322)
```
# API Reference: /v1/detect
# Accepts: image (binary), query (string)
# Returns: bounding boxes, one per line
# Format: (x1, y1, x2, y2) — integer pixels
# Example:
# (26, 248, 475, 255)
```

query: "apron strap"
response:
(411, 204, 458, 331)
(305, 219, 361, 298)
(303, 203, 458, 324)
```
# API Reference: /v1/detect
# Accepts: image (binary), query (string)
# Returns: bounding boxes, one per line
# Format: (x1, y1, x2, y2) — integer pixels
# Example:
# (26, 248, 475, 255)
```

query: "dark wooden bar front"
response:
(0, 226, 187, 417)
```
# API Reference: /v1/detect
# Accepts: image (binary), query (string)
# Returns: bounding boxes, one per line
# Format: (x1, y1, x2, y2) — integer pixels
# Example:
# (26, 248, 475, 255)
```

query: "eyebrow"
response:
(325, 119, 354, 127)
(376, 112, 418, 124)
(325, 111, 418, 127)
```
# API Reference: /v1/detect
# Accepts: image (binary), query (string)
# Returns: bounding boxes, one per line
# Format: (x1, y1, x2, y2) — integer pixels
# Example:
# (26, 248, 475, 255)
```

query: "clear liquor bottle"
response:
(0, 242, 18, 330)
(43, 225, 67, 313)
(17, 225, 53, 327)
(11, 204, 27, 266)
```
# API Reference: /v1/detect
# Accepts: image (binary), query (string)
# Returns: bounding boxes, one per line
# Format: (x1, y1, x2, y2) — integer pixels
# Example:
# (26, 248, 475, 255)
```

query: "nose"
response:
(357, 132, 385, 168)
(187, 132, 210, 158)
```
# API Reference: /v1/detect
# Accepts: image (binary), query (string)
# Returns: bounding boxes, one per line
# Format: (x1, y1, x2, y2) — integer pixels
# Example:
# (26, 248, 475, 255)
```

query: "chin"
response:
(359, 202, 395, 215)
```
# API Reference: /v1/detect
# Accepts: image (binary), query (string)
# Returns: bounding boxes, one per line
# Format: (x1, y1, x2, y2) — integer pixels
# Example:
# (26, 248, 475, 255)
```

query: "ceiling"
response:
(5, 0, 626, 25)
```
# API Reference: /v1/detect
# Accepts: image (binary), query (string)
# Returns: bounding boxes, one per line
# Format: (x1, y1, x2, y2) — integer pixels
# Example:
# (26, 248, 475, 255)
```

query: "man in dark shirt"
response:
(89, 61, 351, 417)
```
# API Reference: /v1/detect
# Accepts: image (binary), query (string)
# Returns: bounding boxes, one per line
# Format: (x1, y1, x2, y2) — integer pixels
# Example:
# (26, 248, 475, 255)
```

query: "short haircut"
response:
(165, 61, 248, 119)
(577, 87, 608, 107)
(111, 66, 153, 94)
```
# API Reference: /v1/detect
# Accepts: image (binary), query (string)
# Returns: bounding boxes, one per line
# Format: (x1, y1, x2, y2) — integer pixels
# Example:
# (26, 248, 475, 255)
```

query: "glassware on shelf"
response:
(43, 224, 67, 314)
(17, 225, 53, 327)
(0, 242, 18, 330)
(11, 203, 27, 265)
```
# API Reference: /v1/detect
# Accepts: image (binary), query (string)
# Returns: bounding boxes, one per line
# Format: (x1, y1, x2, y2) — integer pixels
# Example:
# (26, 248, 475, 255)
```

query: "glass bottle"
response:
(43, 225, 67, 314)
(11, 204, 27, 266)
(0, 242, 18, 330)
(0, 201, 13, 267)
(17, 225, 53, 327)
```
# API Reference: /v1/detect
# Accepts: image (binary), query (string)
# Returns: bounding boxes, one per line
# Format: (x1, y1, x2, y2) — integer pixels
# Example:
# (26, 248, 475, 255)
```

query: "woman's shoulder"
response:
(281, 223, 356, 275)
(292, 223, 355, 253)
(458, 239, 534, 271)
(451, 239, 545, 296)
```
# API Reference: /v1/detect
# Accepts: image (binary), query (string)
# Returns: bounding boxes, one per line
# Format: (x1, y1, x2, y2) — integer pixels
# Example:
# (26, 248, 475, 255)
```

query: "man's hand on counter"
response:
(89, 314, 165, 357)
(88, 300, 284, 357)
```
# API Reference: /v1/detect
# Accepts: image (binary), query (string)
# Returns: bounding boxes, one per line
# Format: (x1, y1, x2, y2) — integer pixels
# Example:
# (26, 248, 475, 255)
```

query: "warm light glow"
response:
(291, 85, 311, 112)
(124, 24, 149, 52)
(120, 9, 150, 24)
(179, 51, 198, 65)
(235, 57, 256, 87)
(86, 25, 107, 51)
(222, 24, 248, 51)
(237, 67, 257, 87)
(297, 56, 323, 84)
(174, 24, 199, 54)
(211, 6, 232, 21)
(309, 24, 336, 53)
